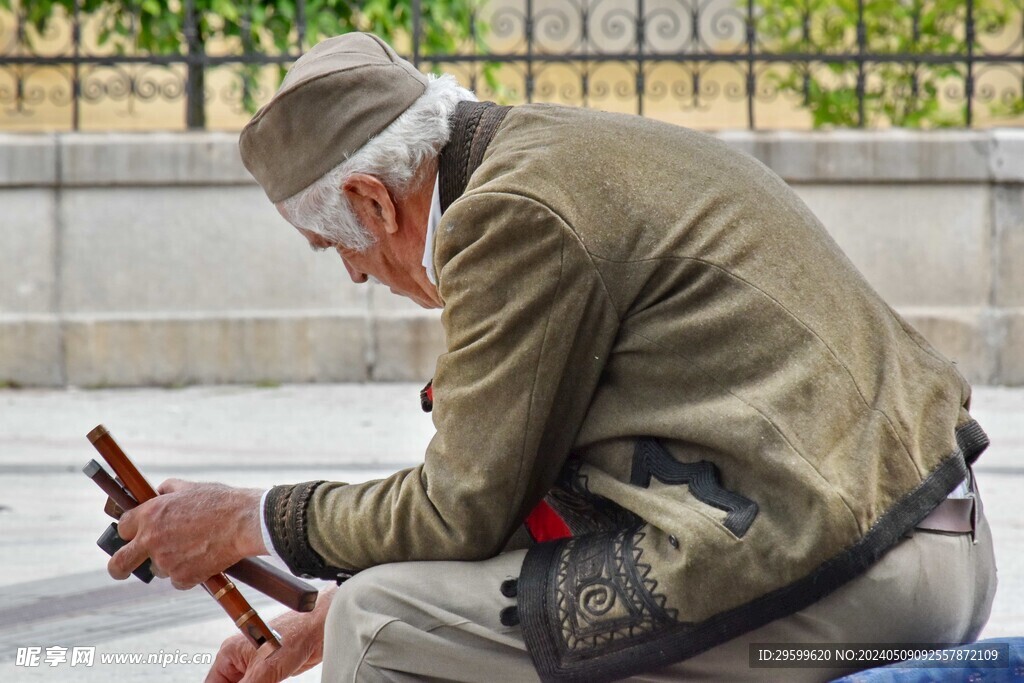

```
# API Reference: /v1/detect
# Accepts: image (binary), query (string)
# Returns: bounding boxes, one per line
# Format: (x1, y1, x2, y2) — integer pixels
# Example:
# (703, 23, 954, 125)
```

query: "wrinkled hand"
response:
(205, 588, 334, 683)
(107, 479, 265, 590)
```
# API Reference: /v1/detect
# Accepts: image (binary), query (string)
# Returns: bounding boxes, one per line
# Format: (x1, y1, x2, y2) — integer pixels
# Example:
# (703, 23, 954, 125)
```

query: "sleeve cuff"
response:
(263, 481, 340, 580)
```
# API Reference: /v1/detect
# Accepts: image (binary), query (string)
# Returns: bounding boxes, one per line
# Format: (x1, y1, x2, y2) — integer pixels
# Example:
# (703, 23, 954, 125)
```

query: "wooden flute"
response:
(83, 459, 318, 613)
(87, 424, 287, 650)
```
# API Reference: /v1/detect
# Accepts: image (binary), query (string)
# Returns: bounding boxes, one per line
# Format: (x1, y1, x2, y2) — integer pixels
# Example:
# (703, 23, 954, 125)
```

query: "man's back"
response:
(429, 102, 983, 676)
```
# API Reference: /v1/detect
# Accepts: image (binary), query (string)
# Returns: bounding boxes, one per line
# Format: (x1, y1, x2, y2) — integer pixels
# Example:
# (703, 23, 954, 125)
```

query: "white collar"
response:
(422, 173, 442, 285)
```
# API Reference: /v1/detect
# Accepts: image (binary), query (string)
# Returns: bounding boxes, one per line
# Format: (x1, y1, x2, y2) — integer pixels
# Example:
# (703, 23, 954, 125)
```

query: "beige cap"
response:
(239, 32, 429, 203)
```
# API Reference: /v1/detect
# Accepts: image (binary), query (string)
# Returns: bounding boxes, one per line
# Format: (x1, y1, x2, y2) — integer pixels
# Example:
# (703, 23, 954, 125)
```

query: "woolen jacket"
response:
(265, 101, 988, 682)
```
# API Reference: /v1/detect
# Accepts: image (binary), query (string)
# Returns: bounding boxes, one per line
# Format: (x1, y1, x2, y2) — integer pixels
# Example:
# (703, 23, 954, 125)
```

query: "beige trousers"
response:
(321, 510, 996, 682)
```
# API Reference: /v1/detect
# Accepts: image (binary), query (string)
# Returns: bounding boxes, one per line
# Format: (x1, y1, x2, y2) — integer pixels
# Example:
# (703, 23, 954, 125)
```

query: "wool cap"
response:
(239, 32, 429, 203)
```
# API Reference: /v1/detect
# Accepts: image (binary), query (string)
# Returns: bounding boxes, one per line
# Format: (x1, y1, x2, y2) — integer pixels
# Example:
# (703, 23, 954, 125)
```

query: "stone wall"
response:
(1, 129, 1021, 387)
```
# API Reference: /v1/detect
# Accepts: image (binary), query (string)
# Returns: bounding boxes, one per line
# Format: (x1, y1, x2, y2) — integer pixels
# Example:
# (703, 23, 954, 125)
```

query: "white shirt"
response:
(422, 173, 442, 285)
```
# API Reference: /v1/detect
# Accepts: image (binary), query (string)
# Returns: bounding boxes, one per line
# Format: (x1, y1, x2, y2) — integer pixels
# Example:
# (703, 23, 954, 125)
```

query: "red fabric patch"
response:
(524, 499, 572, 542)
(420, 380, 434, 412)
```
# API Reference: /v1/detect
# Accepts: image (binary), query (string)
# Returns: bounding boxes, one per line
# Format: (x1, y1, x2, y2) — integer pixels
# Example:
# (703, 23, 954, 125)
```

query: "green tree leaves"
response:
(755, 0, 1022, 127)
(1, 0, 485, 125)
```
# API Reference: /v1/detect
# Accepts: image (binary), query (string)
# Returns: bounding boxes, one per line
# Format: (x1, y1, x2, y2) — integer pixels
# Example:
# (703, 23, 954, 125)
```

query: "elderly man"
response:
(109, 33, 996, 682)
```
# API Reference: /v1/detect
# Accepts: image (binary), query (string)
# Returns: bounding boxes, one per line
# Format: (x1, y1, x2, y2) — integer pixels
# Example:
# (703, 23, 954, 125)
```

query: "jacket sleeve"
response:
(265, 192, 619, 578)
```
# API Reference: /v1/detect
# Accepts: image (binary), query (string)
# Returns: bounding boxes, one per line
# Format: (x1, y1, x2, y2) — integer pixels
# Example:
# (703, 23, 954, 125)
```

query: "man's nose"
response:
(342, 258, 368, 284)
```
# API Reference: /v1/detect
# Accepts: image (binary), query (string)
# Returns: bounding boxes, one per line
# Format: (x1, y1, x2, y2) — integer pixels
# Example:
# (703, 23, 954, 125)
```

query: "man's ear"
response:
(342, 174, 399, 235)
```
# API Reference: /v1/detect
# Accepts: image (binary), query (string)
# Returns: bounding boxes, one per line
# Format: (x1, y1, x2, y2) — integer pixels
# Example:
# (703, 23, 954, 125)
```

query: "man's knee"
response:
(327, 565, 397, 640)
(322, 567, 404, 681)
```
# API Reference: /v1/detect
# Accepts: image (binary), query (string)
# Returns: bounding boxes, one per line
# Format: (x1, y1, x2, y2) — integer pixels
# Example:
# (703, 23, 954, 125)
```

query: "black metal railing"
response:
(1, 0, 1022, 130)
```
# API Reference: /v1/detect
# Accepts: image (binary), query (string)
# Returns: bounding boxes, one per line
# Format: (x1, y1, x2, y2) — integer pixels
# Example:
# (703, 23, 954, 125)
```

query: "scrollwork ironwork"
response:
(534, 4, 581, 55)
(483, 4, 528, 53)
(0, 65, 47, 115)
(707, 6, 748, 53)
(645, 7, 683, 47)
(973, 63, 1024, 114)
(595, 4, 638, 54)
(976, 9, 1024, 57)
(0, 0, 1021, 129)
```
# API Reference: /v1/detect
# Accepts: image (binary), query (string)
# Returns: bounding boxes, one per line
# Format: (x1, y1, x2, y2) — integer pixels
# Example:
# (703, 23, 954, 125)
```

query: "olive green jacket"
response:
(265, 102, 988, 681)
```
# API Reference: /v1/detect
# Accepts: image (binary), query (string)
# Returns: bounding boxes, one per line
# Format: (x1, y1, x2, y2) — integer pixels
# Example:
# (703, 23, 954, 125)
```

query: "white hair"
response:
(278, 73, 476, 252)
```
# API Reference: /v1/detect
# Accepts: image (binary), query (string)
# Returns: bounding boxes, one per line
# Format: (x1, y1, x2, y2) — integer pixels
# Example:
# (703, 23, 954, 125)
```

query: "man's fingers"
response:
(171, 576, 199, 591)
(150, 561, 168, 579)
(205, 636, 254, 683)
(107, 539, 148, 581)
(157, 478, 193, 494)
(116, 509, 138, 540)
(204, 651, 245, 683)
(239, 644, 286, 683)
(204, 654, 245, 683)
(204, 662, 240, 683)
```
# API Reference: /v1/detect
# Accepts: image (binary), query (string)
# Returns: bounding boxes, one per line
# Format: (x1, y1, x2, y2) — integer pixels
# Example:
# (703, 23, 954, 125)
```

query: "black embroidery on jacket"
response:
(518, 420, 988, 683)
(544, 459, 640, 536)
(630, 438, 759, 538)
(553, 526, 677, 660)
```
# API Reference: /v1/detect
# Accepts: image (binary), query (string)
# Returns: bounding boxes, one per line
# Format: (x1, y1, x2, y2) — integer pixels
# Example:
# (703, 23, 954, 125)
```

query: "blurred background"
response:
(3, 0, 1024, 130)
(0, 0, 1023, 388)
(0, 1, 1022, 681)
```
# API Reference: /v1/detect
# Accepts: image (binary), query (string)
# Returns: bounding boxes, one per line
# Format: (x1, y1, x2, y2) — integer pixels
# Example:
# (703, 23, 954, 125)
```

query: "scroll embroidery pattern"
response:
(551, 526, 677, 660)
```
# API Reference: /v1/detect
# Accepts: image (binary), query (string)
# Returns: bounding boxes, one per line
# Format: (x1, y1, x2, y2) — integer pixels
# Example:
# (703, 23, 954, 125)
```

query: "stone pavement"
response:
(0, 383, 1020, 682)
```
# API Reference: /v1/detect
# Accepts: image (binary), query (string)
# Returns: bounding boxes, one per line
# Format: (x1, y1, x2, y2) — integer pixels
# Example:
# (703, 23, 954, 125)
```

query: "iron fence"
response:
(0, 0, 1022, 130)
